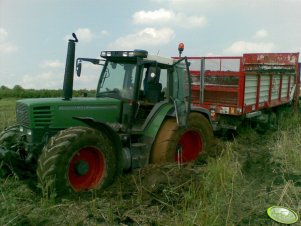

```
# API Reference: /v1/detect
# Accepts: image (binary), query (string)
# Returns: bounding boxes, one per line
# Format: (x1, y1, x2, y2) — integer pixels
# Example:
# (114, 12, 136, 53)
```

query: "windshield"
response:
(97, 61, 137, 99)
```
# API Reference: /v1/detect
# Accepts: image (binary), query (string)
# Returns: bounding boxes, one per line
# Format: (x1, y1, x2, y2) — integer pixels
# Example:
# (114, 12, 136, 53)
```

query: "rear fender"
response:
(190, 107, 217, 131)
(73, 116, 123, 176)
(143, 104, 174, 151)
(145, 105, 212, 137)
(190, 107, 212, 125)
(167, 106, 212, 124)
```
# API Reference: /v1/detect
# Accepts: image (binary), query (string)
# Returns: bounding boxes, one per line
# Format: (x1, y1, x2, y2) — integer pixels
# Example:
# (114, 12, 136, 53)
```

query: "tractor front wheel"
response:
(0, 125, 20, 151)
(37, 126, 116, 195)
(0, 126, 22, 178)
(150, 113, 214, 164)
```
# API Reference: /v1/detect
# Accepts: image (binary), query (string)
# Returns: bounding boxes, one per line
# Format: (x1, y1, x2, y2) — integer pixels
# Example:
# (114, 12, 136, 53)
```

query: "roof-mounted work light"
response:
(100, 50, 148, 59)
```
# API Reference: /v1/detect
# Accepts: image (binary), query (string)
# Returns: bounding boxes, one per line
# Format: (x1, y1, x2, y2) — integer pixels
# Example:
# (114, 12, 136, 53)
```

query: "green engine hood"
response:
(16, 97, 122, 129)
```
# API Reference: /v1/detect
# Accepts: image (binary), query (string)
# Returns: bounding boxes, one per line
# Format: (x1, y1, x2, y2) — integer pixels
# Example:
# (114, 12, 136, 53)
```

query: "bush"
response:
(0, 85, 96, 98)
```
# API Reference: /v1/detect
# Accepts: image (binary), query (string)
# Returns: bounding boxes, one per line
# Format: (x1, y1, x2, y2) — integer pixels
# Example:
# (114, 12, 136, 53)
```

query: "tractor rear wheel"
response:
(150, 112, 214, 164)
(37, 126, 116, 195)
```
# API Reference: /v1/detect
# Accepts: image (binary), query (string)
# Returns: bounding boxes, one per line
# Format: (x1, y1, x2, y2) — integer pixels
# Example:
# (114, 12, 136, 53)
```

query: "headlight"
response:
(27, 130, 32, 136)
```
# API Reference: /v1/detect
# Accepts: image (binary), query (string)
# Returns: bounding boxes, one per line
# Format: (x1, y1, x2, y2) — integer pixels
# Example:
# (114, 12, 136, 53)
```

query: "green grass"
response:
(0, 98, 16, 131)
(1, 98, 301, 225)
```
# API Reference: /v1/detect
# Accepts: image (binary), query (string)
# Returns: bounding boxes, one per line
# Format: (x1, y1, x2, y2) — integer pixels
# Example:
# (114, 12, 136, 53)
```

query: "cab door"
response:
(170, 58, 191, 127)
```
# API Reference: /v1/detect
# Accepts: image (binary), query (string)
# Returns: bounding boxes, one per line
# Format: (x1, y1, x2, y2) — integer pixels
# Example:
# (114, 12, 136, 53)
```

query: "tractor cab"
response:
(77, 49, 191, 132)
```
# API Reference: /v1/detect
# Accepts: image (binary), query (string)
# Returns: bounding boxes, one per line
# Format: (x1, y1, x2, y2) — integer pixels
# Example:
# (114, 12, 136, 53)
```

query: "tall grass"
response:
(272, 115, 301, 174)
(0, 98, 301, 225)
(268, 114, 301, 220)
(184, 143, 241, 226)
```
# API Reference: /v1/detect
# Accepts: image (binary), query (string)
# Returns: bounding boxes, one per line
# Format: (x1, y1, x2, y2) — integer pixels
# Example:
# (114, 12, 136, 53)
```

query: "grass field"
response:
(0, 98, 16, 131)
(0, 98, 301, 225)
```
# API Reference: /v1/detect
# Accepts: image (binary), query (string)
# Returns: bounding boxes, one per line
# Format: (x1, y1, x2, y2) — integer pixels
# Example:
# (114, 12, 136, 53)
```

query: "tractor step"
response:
(131, 143, 148, 169)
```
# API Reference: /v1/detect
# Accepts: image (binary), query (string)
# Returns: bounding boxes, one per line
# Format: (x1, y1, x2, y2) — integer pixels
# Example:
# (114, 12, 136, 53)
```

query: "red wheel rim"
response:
(68, 147, 105, 191)
(175, 130, 202, 163)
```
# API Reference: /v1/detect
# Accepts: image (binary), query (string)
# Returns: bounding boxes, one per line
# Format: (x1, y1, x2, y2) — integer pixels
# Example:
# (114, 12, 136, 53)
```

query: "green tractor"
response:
(0, 33, 214, 194)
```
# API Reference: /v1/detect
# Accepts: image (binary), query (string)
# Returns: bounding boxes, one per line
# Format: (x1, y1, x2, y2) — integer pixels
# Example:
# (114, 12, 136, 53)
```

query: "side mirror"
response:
(76, 60, 82, 77)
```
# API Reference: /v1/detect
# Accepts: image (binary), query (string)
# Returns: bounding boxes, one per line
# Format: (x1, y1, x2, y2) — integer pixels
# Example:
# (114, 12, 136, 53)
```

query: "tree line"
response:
(0, 85, 96, 98)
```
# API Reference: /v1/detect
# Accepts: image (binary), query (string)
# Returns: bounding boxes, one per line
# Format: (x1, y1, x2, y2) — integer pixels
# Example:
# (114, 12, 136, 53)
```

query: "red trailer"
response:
(183, 53, 300, 130)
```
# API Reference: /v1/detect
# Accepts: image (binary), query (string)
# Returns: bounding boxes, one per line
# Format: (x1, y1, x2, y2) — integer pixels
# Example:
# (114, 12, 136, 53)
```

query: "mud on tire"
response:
(150, 112, 214, 164)
(37, 126, 116, 195)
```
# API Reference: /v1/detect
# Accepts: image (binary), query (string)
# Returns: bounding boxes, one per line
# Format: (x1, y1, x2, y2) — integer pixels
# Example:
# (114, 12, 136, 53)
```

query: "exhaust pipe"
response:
(63, 33, 78, 100)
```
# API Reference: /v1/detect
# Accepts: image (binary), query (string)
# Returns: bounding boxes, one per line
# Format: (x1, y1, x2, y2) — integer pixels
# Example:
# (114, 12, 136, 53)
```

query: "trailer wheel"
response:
(37, 126, 116, 195)
(150, 112, 214, 164)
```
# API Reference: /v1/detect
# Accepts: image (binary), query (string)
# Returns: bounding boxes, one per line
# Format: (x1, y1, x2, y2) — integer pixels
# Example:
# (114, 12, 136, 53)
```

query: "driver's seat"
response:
(146, 82, 162, 103)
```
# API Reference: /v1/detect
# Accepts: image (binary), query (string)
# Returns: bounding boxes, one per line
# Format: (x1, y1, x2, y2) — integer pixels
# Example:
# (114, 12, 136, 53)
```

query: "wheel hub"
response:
(68, 147, 105, 191)
(176, 130, 202, 162)
(74, 160, 89, 176)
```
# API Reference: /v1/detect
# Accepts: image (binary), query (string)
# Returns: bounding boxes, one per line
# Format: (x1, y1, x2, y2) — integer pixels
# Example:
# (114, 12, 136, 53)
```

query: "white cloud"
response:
(76, 28, 93, 42)
(40, 60, 64, 69)
(0, 27, 17, 53)
(151, 0, 229, 13)
(206, 52, 222, 57)
(133, 8, 206, 28)
(172, 12, 206, 28)
(0, 28, 8, 42)
(64, 28, 94, 43)
(0, 43, 18, 53)
(21, 72, 62, 89)
(133, 8, 174, 24)
(73, 74, 100, 90)
(224, 41, 275, 54)
(22, 62, 101, 89)
(107, 27, 175, 50)
(100, 30, 109, 36)
(64, 28, 109, 43)
(21, 71, 99, 89)
(254, 29, 268, 39)
(224, 29, 276, 54)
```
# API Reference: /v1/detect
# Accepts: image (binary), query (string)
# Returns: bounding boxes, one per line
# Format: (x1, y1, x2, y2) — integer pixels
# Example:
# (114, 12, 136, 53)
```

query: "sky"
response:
(0, 0, 301, 90)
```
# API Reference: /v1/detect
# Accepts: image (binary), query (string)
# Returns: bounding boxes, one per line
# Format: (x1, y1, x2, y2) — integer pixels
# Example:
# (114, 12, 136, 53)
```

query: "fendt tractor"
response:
(0, 33, 300, 195)
(0, 34, 215, 194)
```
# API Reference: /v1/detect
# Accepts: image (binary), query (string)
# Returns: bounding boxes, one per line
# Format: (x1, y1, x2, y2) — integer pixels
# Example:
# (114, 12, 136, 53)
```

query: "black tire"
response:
(37, 126, 116, 195)
(0, 126, 21, 178)
(150, 112, 214, 164)
(0, 125, 20, 150)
